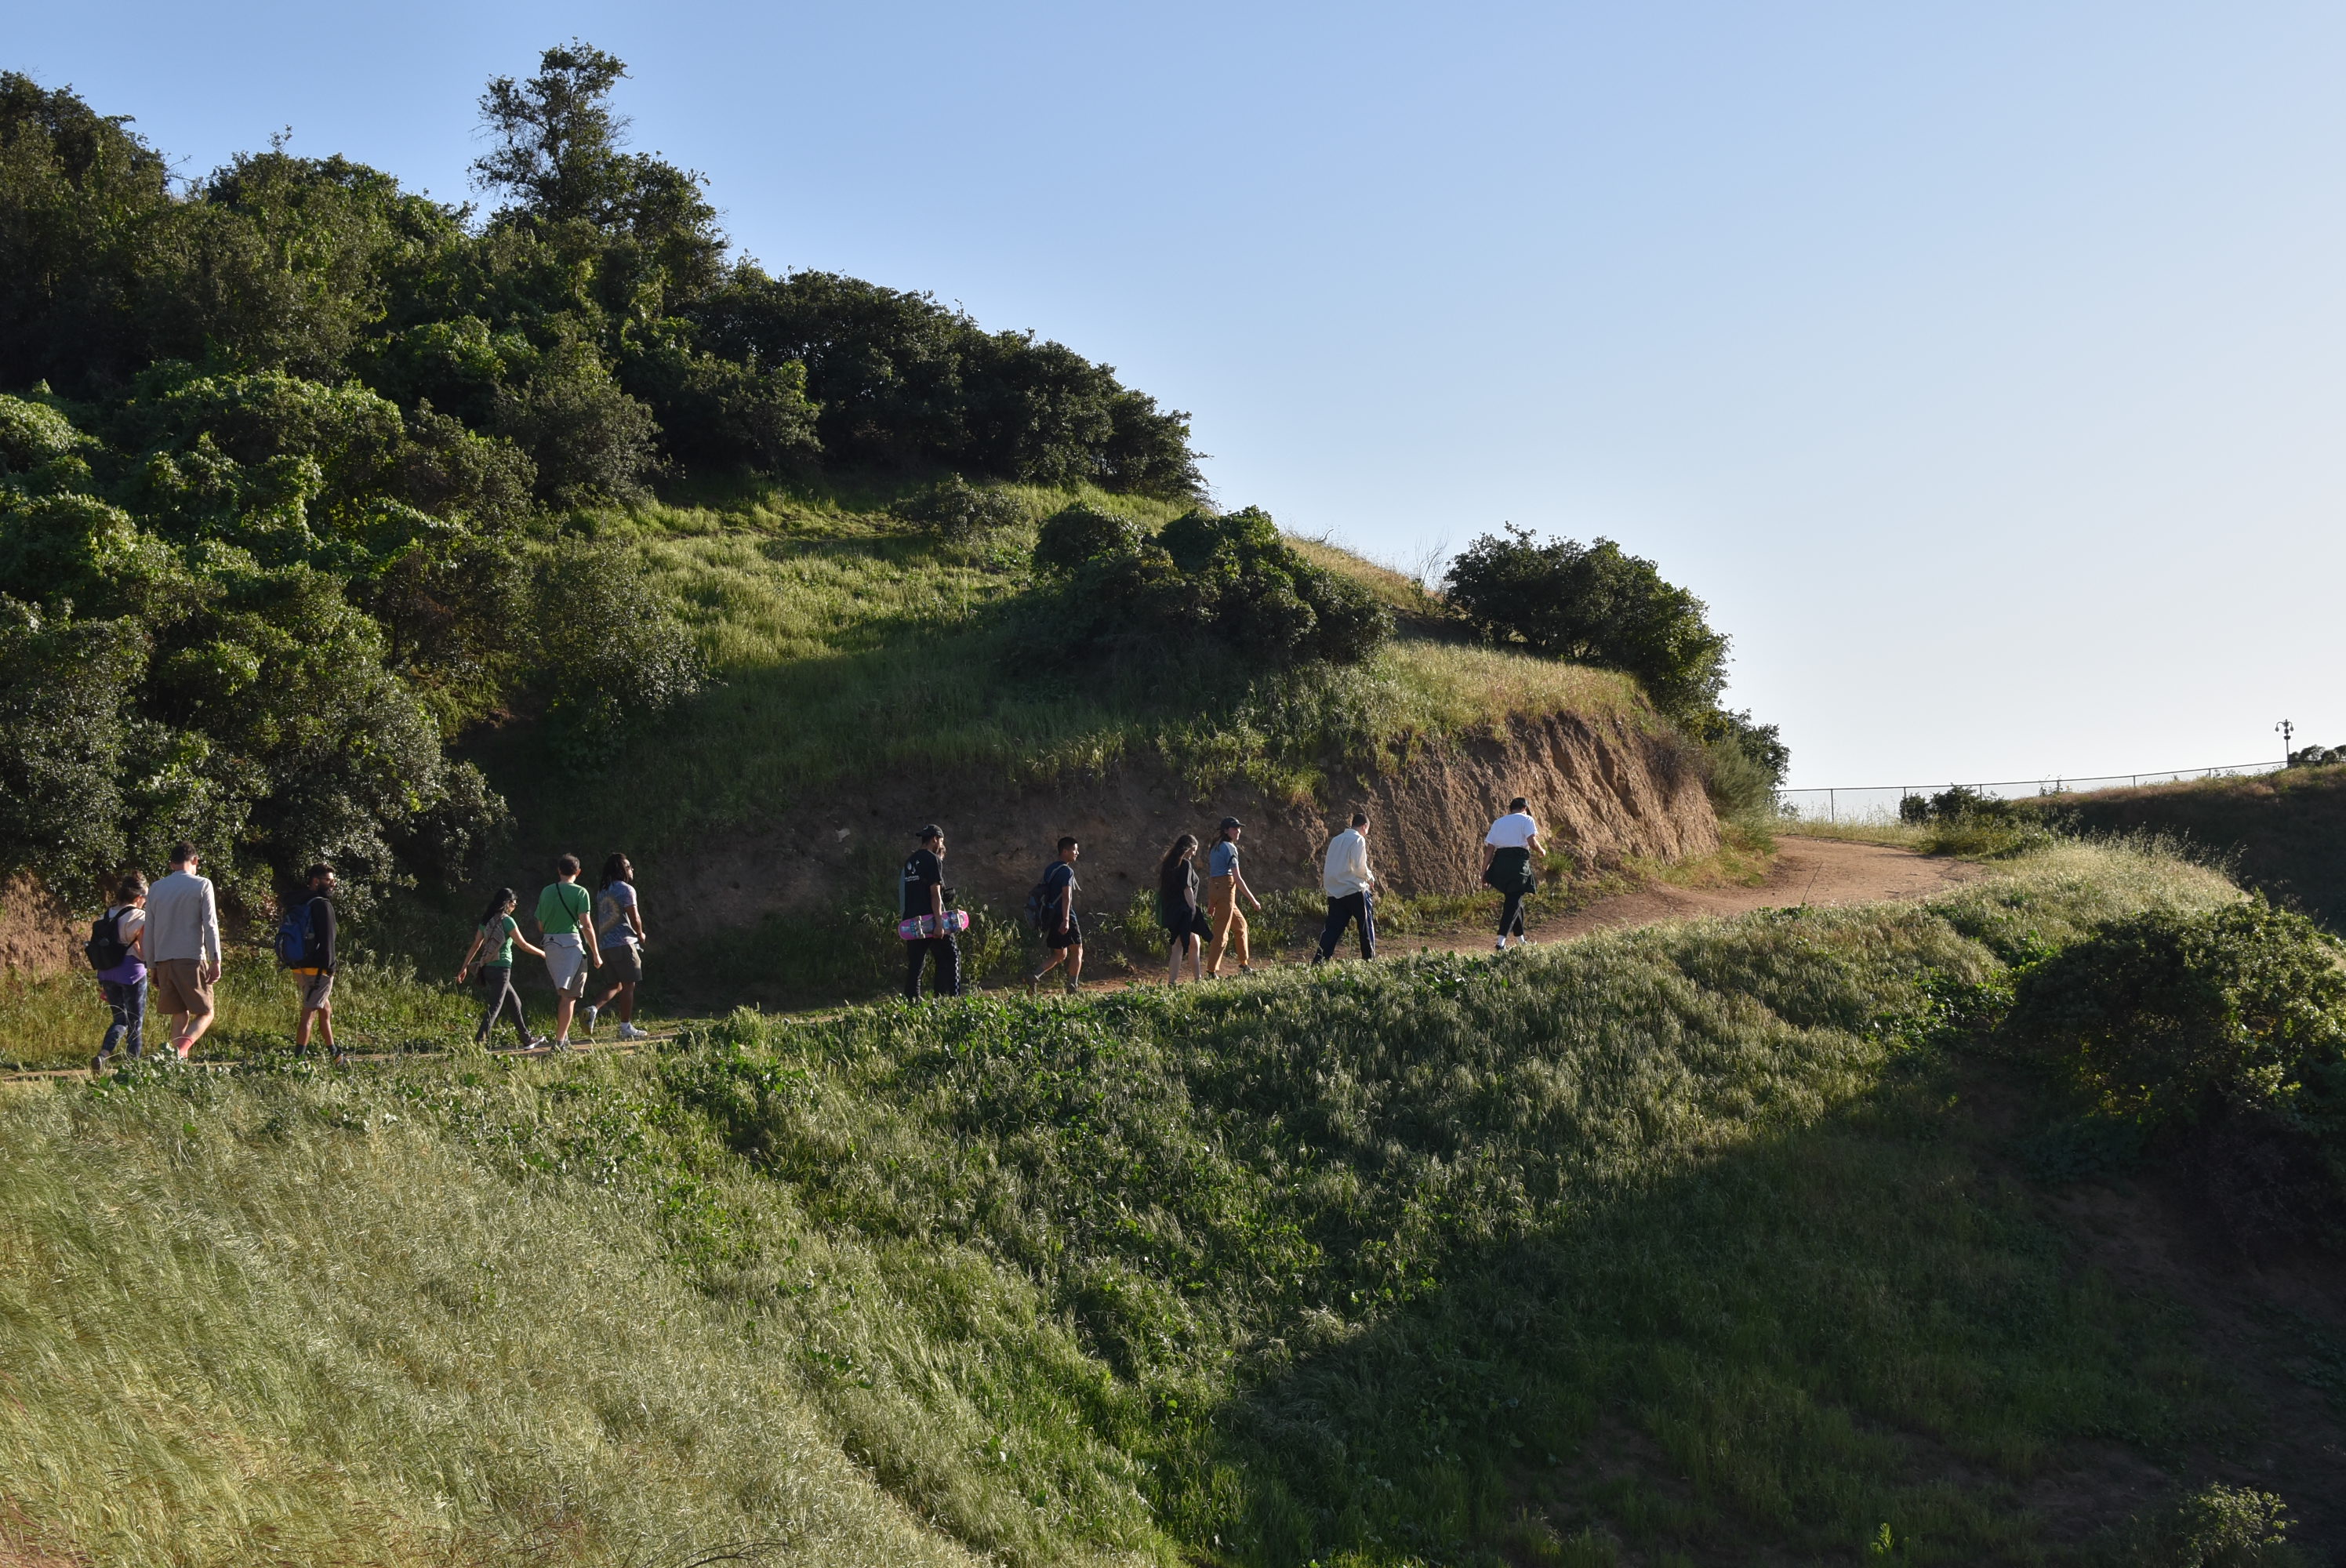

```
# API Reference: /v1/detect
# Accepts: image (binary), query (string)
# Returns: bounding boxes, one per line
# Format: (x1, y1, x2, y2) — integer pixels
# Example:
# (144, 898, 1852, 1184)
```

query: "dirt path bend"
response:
(1452, 835, 1982, 954)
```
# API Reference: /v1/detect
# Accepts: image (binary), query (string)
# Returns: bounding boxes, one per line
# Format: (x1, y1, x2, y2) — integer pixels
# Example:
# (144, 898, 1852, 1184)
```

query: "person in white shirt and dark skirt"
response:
(1482, 796, 1545, 950)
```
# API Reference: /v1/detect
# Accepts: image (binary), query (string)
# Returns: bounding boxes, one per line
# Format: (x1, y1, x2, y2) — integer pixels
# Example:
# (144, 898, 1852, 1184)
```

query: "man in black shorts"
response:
(901, 824, 960, 1000)
(1028, 837, 1084, 996)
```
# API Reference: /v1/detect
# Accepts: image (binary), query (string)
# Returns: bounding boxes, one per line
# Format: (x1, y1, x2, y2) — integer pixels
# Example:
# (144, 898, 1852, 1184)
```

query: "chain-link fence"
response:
(1774, 760, 2286, 825)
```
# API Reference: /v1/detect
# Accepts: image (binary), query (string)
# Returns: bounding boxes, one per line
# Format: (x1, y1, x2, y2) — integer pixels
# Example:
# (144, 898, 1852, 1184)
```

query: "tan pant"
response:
(1207, 876, 1248, 971)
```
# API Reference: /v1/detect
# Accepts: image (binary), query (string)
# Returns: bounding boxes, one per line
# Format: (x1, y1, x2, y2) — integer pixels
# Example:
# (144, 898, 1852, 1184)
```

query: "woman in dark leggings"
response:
(1158, 834, 1211, 986)
(458, 887, 547, 1048)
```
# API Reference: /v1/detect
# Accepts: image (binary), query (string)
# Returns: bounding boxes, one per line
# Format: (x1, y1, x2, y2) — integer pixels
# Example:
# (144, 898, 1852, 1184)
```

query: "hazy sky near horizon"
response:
(13, 1, 2344, 787)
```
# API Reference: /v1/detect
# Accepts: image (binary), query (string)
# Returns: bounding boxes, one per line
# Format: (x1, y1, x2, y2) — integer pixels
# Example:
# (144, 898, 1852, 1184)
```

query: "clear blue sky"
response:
(14, 1, 2344, 786)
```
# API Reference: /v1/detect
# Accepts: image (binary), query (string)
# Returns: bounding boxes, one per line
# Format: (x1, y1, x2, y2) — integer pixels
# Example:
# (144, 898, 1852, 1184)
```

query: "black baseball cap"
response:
(916, 823, 943, 840)
(1219, 816, 1244, 830)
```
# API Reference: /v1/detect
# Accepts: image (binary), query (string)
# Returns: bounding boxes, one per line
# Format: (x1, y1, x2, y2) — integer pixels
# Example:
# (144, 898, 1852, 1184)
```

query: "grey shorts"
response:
(545, 935, 590, 996)
(296, 971, 334, 1011)
(600, 944, 642, 985)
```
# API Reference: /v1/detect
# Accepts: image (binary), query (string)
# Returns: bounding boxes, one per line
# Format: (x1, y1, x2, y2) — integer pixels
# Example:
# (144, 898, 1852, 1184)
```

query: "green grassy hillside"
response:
(10, 840, 2333, 1566)
(2024, 764, 2346, 931)
(491, 480, 1647, 860)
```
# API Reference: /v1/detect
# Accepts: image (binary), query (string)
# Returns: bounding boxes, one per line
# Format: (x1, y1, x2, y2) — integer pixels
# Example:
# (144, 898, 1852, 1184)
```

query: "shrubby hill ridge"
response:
(0, 45, 1200, 912)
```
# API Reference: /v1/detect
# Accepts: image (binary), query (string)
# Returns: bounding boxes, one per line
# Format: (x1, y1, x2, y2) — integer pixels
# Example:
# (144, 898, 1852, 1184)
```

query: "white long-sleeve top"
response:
(1321, 829, 1374, 898)
(143, 869, 221, 965)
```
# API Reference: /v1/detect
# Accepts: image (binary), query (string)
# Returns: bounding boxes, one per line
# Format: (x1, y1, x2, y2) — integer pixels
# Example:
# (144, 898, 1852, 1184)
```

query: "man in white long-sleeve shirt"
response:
(144, 841, 223, 1059)
(1313, 811, 1377, 963)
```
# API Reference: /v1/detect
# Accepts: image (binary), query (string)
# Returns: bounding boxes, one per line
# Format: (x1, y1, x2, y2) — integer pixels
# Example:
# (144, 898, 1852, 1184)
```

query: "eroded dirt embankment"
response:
(652, 711, 1721, 941)
(0, 876, 77, 978)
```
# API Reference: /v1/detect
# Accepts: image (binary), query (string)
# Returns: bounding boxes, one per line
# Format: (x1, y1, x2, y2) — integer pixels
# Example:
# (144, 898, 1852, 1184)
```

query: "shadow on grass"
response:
(1186, 1069, 2228, 1566)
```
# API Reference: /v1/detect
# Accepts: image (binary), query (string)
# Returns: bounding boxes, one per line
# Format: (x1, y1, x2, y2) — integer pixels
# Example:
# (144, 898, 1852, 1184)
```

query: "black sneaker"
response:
(91, 1052, 107, 1076)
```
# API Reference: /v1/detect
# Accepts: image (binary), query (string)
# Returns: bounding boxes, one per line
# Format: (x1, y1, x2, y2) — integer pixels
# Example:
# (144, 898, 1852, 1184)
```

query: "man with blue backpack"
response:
(279, 862, 341, 1067)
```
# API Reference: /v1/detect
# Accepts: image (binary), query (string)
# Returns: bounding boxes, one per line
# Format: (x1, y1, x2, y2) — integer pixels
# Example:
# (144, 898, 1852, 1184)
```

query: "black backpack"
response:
(1024, 868, 1069, 931)
(84, 909, 129, 973)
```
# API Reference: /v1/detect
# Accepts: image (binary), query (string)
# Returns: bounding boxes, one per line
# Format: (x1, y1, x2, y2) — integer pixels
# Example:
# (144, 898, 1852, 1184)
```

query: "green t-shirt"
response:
(536, 881, 590, 935)
(478, 913, 518, 966)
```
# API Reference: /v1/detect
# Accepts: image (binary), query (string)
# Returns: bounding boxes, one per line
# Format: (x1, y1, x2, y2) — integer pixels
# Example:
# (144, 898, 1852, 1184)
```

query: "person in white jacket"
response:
(1313, 811, 1377, 963)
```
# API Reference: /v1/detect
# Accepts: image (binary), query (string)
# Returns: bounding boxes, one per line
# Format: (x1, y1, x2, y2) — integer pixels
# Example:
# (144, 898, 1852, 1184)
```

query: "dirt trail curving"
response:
(1414, 834, 1983, 957)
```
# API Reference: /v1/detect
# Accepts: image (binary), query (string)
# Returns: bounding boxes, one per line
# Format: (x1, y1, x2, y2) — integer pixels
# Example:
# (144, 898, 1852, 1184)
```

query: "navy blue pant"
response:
(100, 977, 146, 1059)
(1315, 893, 1375, 962)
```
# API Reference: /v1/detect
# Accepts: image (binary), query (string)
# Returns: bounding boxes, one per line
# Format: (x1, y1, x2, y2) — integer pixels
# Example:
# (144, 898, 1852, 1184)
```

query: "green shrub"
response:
(1031, 499, 1142, 575)
(0, 391, 91, 472)
(2133, 1483, 2301, 1567)
(491, 340, 663, 504)
(1019, 503, 1389, 673)
(893, 473, 1027, 538)
(530, 541, 706, 766)
(1690, 707, 1788, 817)
(2003, 899, 2346, 1134)
(1443, 526, 1727, 717)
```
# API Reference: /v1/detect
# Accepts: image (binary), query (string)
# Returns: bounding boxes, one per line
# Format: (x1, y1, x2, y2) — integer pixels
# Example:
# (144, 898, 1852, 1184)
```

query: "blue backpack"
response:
(274, 901, 312, 967)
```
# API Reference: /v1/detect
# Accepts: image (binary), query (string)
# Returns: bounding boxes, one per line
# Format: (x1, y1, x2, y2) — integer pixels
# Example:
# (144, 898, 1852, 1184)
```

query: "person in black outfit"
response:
(1157, 833, 1211, 986)
(901, 824, 961, 1000)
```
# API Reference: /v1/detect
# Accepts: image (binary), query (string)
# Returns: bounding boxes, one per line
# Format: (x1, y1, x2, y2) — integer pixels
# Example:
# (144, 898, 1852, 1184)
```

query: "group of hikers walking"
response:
(86, 800, 1550, 1059)
(85, 845, 651, 1071)
(906, 797, 1551, 1001)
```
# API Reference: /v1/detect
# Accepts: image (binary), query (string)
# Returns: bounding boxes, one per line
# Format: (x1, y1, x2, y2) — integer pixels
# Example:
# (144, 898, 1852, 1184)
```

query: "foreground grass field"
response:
(7, 840, 2324, 1566)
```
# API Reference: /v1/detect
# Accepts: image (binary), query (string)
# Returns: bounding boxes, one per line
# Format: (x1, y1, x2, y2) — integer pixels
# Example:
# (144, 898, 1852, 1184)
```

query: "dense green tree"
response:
(1022, 503, 1387, 670)
(1444, 527, 1729, 717)
(692, 268, 1201, 494)
(0, 45, 1211, 902)
(0, 72, 175, 394)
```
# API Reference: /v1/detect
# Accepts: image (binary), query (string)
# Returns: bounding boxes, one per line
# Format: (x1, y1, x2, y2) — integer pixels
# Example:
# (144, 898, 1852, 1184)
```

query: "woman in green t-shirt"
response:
(458, 887, 546, 1050)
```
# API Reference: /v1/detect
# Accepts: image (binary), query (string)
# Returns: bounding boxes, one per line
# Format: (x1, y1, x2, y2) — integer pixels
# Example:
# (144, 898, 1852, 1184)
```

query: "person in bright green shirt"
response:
(534, 854, 602, 1048)
(458, 887, 546, 1050)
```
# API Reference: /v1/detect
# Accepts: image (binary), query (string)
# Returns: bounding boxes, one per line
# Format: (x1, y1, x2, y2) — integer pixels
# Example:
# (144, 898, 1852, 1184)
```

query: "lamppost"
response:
(2277, 719, 2294, 765)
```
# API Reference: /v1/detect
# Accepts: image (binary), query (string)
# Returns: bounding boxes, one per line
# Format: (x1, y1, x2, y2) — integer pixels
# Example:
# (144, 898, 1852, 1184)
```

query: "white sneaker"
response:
(580, 1004, 598, 1037)
(1494, 938, 1508, 952)
(617, 1022, 647, 1040)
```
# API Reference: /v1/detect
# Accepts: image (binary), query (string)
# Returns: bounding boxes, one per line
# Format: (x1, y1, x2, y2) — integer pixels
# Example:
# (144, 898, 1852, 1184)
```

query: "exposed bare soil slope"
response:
(0, 877, 75, 979)
(654, 710, 1720, 941)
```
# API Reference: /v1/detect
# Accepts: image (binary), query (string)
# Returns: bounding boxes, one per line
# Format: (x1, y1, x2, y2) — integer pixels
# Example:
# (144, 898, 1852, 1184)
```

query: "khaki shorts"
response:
(295, 970, 334, 1012)
(150, 959, 214, 1018)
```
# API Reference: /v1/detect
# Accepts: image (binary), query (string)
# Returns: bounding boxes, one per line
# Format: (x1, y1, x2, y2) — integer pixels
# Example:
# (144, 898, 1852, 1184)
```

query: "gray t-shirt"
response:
(595, 880, 639, 946)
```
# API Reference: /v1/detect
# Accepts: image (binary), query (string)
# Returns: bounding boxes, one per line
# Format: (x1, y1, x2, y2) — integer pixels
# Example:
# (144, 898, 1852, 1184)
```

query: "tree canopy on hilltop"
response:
(0, 43, 1205, 907)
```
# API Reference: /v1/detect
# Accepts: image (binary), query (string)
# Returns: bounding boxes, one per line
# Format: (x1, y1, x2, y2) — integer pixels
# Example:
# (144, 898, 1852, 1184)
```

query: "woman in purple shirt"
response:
(92, 870, 149, 1073)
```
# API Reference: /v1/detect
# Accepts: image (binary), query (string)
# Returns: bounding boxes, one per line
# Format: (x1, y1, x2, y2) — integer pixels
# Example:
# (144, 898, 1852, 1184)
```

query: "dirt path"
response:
(1527, 833, 1981, 944)
(1363, 834, 1981, 963)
